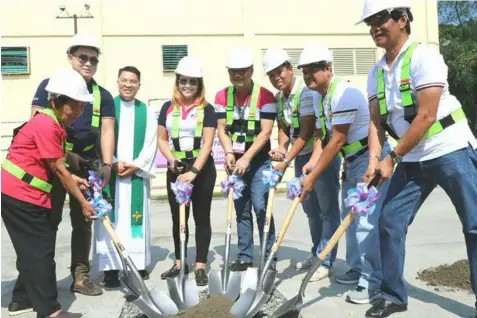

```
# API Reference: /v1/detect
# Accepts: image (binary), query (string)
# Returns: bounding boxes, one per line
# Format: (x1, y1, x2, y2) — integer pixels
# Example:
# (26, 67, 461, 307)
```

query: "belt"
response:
(345, 145, 369, 163)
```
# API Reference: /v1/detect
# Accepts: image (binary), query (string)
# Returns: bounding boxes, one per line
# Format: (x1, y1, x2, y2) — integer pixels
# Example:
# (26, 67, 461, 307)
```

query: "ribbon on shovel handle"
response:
(171, 180, 194, 206)
(85, 170, 113, 219)
(286, 174, 305, 200)
(344, 175, 381, 216)
(262, 167, 283, 188)
(220, 174, 245, 200)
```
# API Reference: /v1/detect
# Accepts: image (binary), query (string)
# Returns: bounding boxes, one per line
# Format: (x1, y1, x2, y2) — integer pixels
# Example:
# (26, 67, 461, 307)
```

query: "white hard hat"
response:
(356, 0, 412, 25)
(46, 68, 94, 102)
(67, 32, 101, 54)
(263, 47, 291, 73)
(175, 56, 203, 78)
(226, 46, 253, 69)
(297, 43, 332, 69)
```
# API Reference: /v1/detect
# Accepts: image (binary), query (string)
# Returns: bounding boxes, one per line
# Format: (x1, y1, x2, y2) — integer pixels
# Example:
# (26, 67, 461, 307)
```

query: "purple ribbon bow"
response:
(220, 175, 245, 200)
(171, 180, 194, 205)
(86, 171, 112, 219)
(286, 174, 304, 200)
(262, 168, 283, 188)
(344, 182, 381, 216)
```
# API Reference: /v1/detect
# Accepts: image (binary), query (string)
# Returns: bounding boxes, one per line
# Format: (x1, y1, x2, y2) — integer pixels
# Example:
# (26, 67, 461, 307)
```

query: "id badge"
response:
(232, 141, 246, 154)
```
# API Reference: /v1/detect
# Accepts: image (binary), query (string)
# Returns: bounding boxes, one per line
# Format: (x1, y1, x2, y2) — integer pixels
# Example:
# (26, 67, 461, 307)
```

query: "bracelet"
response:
(225, 152, 234, 157)
(103, 163, 112, 168)
(369, 154, 380, 161)
(190, 167, 200, 174)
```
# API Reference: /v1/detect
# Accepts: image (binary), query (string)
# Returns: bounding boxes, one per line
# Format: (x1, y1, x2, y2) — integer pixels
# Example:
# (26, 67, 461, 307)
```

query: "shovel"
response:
(209, 187, 243, 301)
(231, 196, 302, 318)
(239, 167, 281, 298)
(102, 217, 179, 317)
(269, 175, 382, 318)
(167, 203, 200, 310)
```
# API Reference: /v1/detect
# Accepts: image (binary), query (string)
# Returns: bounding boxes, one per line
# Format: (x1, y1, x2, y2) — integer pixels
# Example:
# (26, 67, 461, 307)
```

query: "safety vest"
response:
(277, 81, 314, 147)
(171, 104, 204, 159)
(225, 84, 261, 143)
(2, 108, 62, 193)
(318, 78, 368, 158)
(64, 83, 101, 159)
(377, 41, 466, 140)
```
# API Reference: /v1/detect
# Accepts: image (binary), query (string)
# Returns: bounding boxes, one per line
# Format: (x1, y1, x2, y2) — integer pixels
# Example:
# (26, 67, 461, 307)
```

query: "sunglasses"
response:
(364, 9, 404, 27)
(73, 54, 99, 66)
(178, 78, 199, 86)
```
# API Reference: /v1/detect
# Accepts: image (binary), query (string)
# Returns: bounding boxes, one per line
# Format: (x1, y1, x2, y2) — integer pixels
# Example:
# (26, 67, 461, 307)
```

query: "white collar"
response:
(376, 38, 414, 70)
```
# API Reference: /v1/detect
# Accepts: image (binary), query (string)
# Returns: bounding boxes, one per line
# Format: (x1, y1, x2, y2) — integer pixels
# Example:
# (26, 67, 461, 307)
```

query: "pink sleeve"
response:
(33, 116, 65, 160)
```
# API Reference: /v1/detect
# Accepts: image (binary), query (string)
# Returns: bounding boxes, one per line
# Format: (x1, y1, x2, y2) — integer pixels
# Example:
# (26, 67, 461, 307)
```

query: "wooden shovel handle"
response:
(227, 188, 234, 222)
(318, 211, 356, 261)
(272, 197, 301, 252)
(102, 216, 124, 252)
(264, 187, 276, 231)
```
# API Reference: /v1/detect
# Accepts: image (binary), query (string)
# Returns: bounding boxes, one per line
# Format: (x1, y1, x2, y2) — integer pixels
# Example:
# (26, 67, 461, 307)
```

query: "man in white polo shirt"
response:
(263, 47, 341, 282)
(357, 1, 477, 317)
(297, 42, 392, 304)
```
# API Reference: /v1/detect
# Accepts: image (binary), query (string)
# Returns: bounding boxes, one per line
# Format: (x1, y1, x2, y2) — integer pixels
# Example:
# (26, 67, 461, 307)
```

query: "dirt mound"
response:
(416, 259, 471, 291)
(172, 294, 235, 318)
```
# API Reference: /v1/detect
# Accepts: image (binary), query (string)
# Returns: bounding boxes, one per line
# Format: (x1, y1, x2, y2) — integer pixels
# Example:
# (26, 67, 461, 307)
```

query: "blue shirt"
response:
(32, 78, 115, 158)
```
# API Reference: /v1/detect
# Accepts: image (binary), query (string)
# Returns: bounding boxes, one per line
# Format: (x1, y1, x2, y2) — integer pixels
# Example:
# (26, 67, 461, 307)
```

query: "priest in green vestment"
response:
(93, 66, 157, 287)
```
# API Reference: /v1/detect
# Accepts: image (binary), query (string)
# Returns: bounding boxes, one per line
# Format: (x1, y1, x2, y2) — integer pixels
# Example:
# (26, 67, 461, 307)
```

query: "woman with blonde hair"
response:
(157, 56, 217, 286)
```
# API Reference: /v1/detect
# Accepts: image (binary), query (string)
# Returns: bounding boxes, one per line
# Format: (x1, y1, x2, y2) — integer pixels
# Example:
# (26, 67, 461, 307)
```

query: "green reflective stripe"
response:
(231, 134, 256, 142)
(400, 42, 418, 109)
(194, 105, 204, 137)
(83, 144, 95, 152)
(292, 84, 302, 128)
(247, 84, 260, 133)
(65, 142, 73, 152)
(2, 159, 52, 193)
(342, 139, 365, 155)
(91, 84, 101, 128)
(39, 108, 59, 123)
(319, 78, 341, 140)
(171, 149, 201, 159)
(226, 87, 235, 126)
(377, 69, 387, 117)
(171, 104, 181, 139)
(425, 108, 466, 138)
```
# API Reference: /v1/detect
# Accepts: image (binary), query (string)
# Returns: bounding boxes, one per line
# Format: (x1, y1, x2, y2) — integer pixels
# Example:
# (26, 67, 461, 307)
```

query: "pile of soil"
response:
(172, 294, 235, 318)
(416, 259, 471, 291)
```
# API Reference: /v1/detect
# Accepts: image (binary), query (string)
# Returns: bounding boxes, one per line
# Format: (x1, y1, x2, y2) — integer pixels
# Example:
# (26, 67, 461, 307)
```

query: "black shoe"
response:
(229, 260, 253, 272)
(161, 263, 189, 279)
(194, 268, 208, 286)
(8, 301, 33, 316)
(103, 270, 120, 288)
(139, 270, 150, 280)
(365, 299, 407, 318)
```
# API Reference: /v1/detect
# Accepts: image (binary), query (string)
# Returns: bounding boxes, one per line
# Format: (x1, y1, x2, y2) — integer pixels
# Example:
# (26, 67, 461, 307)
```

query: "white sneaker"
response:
(309, 266, 330, 282)
(295, 254, 315, 269)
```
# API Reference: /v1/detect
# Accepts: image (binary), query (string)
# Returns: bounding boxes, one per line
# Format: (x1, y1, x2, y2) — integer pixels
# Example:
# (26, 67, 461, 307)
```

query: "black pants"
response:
(47, 174, 92, 280)
(1, 194, 61, 317)
(166, 157, 216, 264)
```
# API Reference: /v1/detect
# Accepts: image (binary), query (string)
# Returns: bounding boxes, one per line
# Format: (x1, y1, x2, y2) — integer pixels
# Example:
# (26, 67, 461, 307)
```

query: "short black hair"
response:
(391, 9, 412, 34)
(118, 66, 141, 82)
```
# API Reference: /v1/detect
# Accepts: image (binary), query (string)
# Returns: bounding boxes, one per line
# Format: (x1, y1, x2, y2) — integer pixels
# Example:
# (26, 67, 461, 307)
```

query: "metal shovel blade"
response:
(209, 269, 242, 301)
(149, 286, 184, 316)
(240, 267, 259, 295)
(167, 276, 200, 311)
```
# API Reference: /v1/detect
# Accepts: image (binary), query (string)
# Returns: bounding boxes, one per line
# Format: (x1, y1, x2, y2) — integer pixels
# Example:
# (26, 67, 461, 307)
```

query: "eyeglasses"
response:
(178, 78, 199, 86)
(73, 54, 99, 66)
(118, 78, 140, 85)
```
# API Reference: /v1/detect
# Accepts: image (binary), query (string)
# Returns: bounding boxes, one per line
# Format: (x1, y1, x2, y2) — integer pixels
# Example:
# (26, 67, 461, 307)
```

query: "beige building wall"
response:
(1, 0, 439, 195)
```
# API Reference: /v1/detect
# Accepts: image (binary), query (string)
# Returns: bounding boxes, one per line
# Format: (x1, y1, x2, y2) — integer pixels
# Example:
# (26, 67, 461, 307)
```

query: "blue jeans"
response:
(295, 153, 341, 267)
(341, 142, 391, 290)
(234, 158, 276, 264)
(379, 144, 477, 308)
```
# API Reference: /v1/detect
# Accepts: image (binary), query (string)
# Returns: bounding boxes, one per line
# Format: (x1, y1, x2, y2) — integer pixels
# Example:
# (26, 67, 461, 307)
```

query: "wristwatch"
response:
(389, 150, 403, 165)
(190, 167, 200, 174)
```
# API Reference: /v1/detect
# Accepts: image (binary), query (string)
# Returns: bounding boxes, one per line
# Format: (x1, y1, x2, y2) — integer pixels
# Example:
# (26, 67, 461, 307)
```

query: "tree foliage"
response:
(438, 1, 477, 134)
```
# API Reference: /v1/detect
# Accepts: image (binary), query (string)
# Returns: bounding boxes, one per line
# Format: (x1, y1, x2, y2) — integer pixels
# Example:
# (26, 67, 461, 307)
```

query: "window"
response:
(1, 47, 30, 75)
(162, 45, 188, 71)
(261, 47, 377, 76)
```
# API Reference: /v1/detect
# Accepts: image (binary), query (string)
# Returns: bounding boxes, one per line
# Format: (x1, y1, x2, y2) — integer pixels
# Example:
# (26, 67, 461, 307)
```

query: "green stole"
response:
(106, 96, 147, 238)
